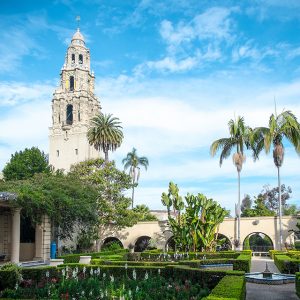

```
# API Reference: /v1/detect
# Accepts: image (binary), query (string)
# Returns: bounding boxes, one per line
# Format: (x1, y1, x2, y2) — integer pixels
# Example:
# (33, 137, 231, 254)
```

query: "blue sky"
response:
(1, 0, 300, 214)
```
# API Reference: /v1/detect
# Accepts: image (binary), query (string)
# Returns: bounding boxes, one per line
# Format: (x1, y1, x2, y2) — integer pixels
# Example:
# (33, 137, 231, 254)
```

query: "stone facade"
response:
(49, 29, 101, 171)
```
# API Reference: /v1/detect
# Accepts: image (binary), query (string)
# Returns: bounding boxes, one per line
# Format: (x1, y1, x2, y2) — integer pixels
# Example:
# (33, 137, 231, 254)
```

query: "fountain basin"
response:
(245, 272, 295, 285)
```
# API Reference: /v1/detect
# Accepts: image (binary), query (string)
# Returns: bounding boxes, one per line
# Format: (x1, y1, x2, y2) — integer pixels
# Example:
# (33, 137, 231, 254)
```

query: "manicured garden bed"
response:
(0, 250, 248, 299)
(271, 251, 300, 274)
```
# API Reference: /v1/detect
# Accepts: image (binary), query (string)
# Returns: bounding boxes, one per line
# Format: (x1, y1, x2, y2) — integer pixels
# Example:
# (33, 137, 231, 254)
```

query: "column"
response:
(11, 208, 21, 263)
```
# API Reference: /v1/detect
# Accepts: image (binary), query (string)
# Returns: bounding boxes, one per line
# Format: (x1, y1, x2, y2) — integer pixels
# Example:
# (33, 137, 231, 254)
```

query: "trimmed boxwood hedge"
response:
(296, 272, 300, 298)
(178, 257, 251, 273)
(140, 250, 240, 260)
(202, 275, 246, 300)
(273, 254, 300, 274)
(58, 249, 128, 263)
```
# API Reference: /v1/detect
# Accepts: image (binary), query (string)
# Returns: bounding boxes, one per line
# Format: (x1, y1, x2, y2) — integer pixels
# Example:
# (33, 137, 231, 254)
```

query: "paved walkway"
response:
(246, 257, 298, 300)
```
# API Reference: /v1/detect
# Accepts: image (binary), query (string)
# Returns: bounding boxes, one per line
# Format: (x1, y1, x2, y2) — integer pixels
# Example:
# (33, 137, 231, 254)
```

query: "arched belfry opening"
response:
(71, 54, 75, 63)
(66, 104, 73, 125)
(70, 76, 74, 91)
(79, 54, 83, 64)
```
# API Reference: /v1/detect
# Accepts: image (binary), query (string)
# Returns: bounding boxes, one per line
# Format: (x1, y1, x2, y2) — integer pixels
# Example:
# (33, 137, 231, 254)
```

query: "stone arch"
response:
(216, 233, 232, 251)
(165, 236, 175, 251)
(69, 76, 75, 91)
(243, 232, 274, 252)
(66, 104, 73, 124)
(102, 237, 123, 249)
(134, 236, 152, 252)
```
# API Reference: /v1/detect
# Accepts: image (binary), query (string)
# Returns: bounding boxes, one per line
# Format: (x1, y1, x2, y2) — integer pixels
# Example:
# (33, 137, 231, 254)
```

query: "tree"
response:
(259, 184, 292, 212)
(284, 204, 299, 216)
(242, 196, 276, 217)
(210, 116, 253, 247)
(241, 194, 252, 213)
(0, 173, 98, 240)
(122, 148, 149, 208)
(69, 159, 140, 249)
(132, 204, 158, 221)
(252, 109, 300, 248)
(161, 182, 227, 252)
(2, 147, 50, 181)
(87, 113, 123, 162)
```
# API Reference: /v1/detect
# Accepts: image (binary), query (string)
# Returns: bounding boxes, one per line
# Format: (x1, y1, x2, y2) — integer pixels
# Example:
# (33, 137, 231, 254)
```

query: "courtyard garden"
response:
(0, 248, 249, 299)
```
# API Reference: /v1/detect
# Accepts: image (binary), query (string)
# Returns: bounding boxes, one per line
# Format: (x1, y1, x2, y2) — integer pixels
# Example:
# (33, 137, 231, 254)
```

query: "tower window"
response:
(56, 150, 59, 157)
(78, 110, 81, 121)
(75, 149, 78, 155)
(66, 104, 73, 125)
(70, 76, 74, 91)
(79, 54, 83, 64)
(71, 54, 75, 63)
(59, 114, 61, 123)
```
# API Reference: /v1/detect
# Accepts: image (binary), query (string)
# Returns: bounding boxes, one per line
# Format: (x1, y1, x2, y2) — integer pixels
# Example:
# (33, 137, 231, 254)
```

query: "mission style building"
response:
(49, 28, 101, 171)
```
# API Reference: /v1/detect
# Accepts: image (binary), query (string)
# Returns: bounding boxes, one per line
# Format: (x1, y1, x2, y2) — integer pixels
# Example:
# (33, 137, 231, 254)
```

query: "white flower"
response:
(83, 266, 86, 274)
(110, 275, 114, 282)
(89, 291, 93, 296)
(103, 272, 106, 279)
(14, 283, 18, 290)
(46, 271, 50, 278)
(125, 263, 128, 270)
(144, 272, 148, 280)
(62, 269, 66, 277)
(158, 268, 161, 275)
(90, 268, 93, 276)
(72, 270, 77, 279)
(128, 290, 132, 297)
(97, 267, 101, 275)
(81, 290, 85, 296)
(136, 286, 139, 292)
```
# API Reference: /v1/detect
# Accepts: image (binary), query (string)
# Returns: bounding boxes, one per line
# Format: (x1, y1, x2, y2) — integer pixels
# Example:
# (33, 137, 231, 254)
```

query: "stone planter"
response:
(49, 259, 64, 267)
(79, 255, 91, 264)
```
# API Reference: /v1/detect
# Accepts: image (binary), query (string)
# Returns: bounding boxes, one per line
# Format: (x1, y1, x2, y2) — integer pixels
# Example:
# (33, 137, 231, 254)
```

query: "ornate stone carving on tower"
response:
(49, 28, 101, 171)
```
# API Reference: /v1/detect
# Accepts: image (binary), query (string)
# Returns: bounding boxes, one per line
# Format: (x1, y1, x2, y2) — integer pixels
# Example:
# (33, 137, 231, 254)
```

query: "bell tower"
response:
(49, 27, 101, 171)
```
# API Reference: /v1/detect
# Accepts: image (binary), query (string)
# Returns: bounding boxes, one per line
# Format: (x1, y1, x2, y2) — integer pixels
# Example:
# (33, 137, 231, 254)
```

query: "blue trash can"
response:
(50, 241, 57, 259)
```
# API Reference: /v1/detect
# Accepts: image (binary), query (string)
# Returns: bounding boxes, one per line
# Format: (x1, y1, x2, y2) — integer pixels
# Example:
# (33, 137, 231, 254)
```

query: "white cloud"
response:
(0, 81, 54, 106)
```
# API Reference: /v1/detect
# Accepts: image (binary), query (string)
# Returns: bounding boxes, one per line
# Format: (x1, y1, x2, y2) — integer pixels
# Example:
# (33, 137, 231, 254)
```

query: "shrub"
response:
(295, 241, 300, 250)
(58, 249, 128, 263)
(274, 254, 300, 274)
(233, 254, 251, 273)
(296, 272, 300, 298)
(203, 275, 246, 300)
(0, 263, 21, 291)
(269, 250, 287, 259)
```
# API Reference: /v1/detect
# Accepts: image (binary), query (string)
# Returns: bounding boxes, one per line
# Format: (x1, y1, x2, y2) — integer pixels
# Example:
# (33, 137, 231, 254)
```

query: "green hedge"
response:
(58, 249, 128, 263)
(296, 272, 300, 298)
(233, 254, 251, 273)
(140, 251, 241, 260)
(91, 259, 178, 267)
(269, 250, 287, 259)
(274, 254, 300, 274)
(203, 275, 246, 300)
(295, 241, 300, 250)
(176, 255, 251, 273)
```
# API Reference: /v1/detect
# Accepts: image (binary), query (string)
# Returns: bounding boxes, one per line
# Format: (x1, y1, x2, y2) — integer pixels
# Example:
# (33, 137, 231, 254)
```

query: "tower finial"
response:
(76, 15, 81, 30)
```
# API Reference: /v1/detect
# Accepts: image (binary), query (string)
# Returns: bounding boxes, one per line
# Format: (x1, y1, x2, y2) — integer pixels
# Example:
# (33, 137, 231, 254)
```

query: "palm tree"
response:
(87, 113, 123, 162)
(210, 116, 252, 249)
(122, 148, 149, 208)
(252, 110, 300, 249)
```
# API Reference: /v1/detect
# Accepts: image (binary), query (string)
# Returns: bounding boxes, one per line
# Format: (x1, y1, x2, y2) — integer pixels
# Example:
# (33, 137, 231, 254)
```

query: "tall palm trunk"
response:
(277, 166, 283, 250)
(131, 181, 135, 209)
(104, 150, 109, 163)
(237, 169, 241, 249)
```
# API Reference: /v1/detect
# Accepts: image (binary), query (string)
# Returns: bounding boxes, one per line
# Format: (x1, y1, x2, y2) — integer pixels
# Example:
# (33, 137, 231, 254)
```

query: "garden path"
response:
(246, 256, 298, 300)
